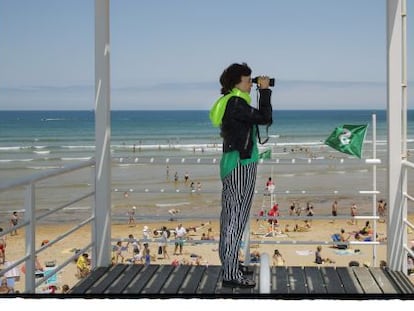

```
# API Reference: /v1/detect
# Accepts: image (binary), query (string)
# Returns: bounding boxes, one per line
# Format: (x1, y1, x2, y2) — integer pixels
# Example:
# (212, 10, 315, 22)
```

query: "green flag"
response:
(259, 148, 272, 160)
(324, 124, 368, 158)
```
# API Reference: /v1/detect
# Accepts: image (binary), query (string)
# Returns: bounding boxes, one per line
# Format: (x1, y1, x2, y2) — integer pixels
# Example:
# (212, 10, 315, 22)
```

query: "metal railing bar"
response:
(116, 238, 385, 246)
(114, 156, 382, 166)
(403, 192, 414, 202)
(121, 214, 381, 221)
(112, 189, 381, 196)
(359, 190, 381, 194)
(403, 245, 414, 258)
(403, 218, 414, 230)
(402, 159, 414, 169)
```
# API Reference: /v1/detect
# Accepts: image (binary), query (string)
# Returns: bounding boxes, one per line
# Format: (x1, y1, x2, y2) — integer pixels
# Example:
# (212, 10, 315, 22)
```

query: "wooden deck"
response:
(69, 264, 414, 298)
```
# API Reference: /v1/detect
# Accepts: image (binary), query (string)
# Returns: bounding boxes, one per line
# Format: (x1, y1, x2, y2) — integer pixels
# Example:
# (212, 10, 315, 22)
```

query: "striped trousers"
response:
(219, 162, 257, 281)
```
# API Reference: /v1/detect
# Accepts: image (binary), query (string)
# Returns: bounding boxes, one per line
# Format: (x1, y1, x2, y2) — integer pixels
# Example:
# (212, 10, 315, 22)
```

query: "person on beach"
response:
(331, 200, 338, 223)
(305, 202, 314, 228)
(359, 221, 371, 235)
(335, 228, 351, 249)
(142, 243, 151, 265)
(113, 241, 125, 263)
(265, 177, 275, 195)
(174, 223, 187, 255)
(295, 203, 302, 216)
(142, 225, 151, 240)
(168, 208, 180, 221)
(127, 206, 136, 226)
(159, 226, 170, 259)
(9, 212, 19, 236)
(272, 249, 285, 266)
(289, 201, 296, 216)
(315, 245, 335, 264)
(210, 62, 273, 288)
(350, 202, 358, 225)
(377, 199, 387, 222)
(61, 284, 70, 294)
(76, 253, 90, 278)
(0, 278, 13, 294)
(126, 234, 140, 256)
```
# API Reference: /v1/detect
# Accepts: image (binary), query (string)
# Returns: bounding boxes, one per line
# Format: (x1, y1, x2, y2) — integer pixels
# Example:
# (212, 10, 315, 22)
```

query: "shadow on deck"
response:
(69, 264, 414, 298)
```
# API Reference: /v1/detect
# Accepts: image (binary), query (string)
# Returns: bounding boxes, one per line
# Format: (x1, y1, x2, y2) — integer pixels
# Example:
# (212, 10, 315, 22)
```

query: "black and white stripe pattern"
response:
(219, 162, 257, 281)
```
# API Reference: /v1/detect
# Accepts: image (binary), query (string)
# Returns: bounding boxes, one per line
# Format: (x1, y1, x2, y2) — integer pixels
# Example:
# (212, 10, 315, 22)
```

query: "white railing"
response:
(0, 159, 95, 293)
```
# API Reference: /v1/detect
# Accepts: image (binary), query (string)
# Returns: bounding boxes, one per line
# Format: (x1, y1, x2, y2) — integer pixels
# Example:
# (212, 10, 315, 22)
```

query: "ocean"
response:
(1, 110, 413, 223)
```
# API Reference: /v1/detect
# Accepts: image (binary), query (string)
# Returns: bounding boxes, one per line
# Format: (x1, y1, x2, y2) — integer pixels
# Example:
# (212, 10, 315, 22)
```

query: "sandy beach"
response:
(2, 210, 414, 293)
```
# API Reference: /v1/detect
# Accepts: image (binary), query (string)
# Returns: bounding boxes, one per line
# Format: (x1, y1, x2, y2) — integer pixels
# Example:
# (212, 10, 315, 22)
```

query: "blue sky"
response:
(0, 0, 413, 110)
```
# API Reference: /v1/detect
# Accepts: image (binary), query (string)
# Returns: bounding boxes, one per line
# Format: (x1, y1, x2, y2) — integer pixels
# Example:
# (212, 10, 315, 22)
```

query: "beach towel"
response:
(295, 250, 314, 256)
(334, 249, 361, 256)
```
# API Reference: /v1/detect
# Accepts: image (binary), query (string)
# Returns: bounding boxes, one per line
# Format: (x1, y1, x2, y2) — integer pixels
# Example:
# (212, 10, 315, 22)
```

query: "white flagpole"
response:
(372, 113, 377, 266)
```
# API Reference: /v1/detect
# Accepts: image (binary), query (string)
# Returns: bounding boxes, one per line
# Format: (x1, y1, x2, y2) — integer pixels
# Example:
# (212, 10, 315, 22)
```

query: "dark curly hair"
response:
(220, 62, 252, 95)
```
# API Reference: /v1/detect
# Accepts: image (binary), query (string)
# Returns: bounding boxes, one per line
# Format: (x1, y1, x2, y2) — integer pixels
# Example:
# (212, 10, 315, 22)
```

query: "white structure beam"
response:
(94, 0, 112, 267)
(386, 0, 406, 270)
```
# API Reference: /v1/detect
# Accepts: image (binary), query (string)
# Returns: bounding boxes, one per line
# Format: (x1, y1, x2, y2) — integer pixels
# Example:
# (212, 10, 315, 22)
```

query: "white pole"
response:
(386, 0, 404, 271)
(401, 0, 408, 274)
(94, 0, 112, 267)
(372, 113, 377, 267)
(24, 184, 36, 293)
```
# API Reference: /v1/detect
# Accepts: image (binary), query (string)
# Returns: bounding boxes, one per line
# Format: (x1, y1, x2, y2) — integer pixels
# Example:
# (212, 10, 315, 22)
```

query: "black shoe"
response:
(239, 264, 254, 275)
(222, 278, 256, 288)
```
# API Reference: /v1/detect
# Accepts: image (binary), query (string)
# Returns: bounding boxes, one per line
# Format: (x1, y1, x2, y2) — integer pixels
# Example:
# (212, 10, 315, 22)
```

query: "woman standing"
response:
(159, 226, 170, 259)
(272, 249, 285, 266)
(210, 62, 273, 288)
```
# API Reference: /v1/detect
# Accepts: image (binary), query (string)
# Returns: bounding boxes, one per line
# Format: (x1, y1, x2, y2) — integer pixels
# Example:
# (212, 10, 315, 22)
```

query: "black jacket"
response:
(221, 89, 272, 159)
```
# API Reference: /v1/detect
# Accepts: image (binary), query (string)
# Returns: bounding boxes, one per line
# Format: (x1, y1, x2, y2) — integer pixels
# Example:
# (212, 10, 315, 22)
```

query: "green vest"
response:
(209, 88, 259, 180)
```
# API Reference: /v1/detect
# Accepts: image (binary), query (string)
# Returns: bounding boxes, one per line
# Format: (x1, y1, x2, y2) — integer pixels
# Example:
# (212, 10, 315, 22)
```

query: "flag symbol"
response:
(324, 124, 368, 159)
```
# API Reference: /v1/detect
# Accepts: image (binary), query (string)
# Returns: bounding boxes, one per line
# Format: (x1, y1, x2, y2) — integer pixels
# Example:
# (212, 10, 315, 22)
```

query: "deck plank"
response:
(123, 265, 159, 294)
(336, 267, 364, 294)
(304, 267, 326, 294)
(196, 265, 221, 294)
(104, 264, 144, 294)
(161, 265, 191, 294)
(69, 266, 109, 295)
(271, 266, 289, 294)
(178, 265, 206, 294)
(385, 270, 414, 294)
(352, 267, 382, 294)
(141, 265, 175, 294)
(320, 267, 345, 294)
(87, 264, 127, 294)
(287, 266, 308, 294)
(369, 268, 399, 294)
